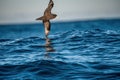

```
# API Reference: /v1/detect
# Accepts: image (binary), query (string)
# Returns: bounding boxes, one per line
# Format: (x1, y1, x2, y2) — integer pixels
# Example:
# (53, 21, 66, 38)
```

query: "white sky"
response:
(0, 0, 120, 24)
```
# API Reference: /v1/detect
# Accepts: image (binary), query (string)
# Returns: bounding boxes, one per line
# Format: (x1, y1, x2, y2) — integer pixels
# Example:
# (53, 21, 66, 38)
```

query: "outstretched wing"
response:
(44, 0, 54, 16)
(36, 0, 57, 21)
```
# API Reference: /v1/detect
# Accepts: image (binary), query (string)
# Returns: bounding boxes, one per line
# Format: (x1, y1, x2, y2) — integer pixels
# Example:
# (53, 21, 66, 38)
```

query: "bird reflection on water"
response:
(44, 38, 55, 58)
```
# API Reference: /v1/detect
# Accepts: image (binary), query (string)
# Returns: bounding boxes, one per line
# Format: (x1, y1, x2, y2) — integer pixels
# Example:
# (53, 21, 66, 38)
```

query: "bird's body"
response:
(36, 0, 57, 38)
(43, 20, 50, 38)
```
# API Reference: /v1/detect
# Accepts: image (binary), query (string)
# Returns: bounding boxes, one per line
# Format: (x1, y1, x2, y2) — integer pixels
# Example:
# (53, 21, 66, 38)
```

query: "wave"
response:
(0, 60, 120, 80)
(0, 29, 120, 65)
(0, 26, 120, 79)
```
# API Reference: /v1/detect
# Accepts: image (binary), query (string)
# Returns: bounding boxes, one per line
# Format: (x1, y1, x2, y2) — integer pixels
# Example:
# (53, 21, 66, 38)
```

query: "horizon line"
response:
(0, 17, 120, 25)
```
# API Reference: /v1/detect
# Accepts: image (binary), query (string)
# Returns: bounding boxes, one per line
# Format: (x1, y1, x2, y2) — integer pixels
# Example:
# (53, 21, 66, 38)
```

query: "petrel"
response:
(36, 0, 57, 38)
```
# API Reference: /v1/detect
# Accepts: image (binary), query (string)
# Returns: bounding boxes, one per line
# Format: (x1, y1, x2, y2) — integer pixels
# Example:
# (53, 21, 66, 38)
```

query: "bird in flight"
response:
(36, 0, 57, 38)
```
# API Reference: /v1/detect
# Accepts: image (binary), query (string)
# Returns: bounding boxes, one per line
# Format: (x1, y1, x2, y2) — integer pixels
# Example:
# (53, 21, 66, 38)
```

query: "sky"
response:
(0, 0, 120, 24)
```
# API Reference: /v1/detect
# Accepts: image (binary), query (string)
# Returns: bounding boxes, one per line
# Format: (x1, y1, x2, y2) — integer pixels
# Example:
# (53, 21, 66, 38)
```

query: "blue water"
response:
(0, 19, 120, 80)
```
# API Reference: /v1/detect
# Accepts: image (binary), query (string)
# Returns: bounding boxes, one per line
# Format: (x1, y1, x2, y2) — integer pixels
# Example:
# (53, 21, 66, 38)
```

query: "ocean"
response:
(0, 19, 120, 80)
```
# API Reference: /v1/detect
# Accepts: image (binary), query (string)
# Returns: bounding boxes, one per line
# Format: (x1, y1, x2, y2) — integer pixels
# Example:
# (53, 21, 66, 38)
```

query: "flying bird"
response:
(36, 0, 57, 38)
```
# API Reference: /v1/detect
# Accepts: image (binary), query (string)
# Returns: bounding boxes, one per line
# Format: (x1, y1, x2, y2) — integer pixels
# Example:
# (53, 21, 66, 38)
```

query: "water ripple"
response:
(0, 20, 120, 80)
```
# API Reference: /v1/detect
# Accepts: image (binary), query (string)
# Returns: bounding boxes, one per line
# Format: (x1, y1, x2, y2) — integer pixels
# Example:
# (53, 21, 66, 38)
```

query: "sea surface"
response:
(0, 19, 120, 80)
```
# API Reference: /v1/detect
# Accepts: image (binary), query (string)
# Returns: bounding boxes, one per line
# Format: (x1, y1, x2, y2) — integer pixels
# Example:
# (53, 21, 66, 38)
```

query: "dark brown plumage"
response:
(36, 0, 57, 38)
